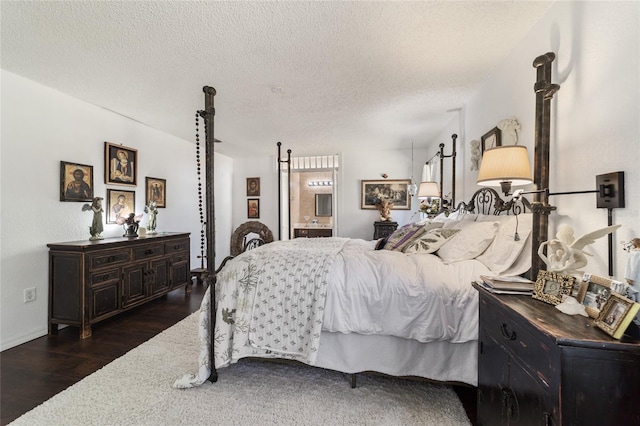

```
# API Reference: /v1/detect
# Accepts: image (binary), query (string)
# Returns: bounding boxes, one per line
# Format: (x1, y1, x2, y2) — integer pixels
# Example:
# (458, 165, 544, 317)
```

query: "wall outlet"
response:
(24, 287, 36, 303)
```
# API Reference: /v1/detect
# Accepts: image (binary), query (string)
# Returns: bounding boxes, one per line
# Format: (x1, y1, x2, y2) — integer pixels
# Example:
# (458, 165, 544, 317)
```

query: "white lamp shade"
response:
(417, 181, 440, 199)
(477, 145, 533, 187)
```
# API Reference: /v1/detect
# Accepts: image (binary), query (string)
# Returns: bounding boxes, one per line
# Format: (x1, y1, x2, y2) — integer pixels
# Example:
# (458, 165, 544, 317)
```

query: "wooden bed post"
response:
(202, 86, 218, 383)
(530, 53, 560, 280)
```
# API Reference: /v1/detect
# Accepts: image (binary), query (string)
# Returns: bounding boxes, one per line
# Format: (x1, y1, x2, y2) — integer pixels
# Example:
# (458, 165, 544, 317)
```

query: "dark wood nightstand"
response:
(373, 221, 398, 239)
(474, 282, 640, 425)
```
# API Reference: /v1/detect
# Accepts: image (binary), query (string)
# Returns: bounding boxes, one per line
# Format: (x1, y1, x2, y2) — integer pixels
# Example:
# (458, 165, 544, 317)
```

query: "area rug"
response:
(10, 312, 472, 425)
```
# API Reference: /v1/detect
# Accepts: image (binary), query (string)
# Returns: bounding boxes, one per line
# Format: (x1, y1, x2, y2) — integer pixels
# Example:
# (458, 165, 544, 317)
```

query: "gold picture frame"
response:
(106, 189, 135, 224)
(361, 179, 411, 210)
(576, 274, 613, 318)
(532, 270, 576, 306)
(594, 293, 640, 339)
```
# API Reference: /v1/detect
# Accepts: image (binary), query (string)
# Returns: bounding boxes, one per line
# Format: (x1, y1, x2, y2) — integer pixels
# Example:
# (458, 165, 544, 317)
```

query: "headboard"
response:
(455, 187, 530, 217)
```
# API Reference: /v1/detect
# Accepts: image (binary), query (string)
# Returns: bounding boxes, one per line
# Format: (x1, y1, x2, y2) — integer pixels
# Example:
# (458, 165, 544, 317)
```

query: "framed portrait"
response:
(106, 189, 135, 224)
(246, 177, 260, 196)
(60, 161, 93, 202)
(247, 198, 260, 218)
(361, 179, 411, 210)
(104, 142, 137, 186)
(532, 270, 576, 306)
(594, 293, 640, 339)
(145, 177, 166, 208)
(577, 274, 613, 318)
(481, 127, 502, 153)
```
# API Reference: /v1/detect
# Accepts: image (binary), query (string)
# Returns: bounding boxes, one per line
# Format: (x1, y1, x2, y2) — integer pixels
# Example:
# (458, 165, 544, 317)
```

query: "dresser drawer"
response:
(90, 268, 120, 287)
(165, 239, 189, 254)
(480, 297, 554, 389)
(133, 243, 165, 260)
(89, 249, 131, 270)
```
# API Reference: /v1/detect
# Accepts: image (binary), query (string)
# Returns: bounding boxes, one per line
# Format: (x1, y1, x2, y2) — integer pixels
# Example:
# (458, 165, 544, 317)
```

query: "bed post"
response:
(438, 134, 457, 208)
(202, 86, 218, 383)
(530, 53, 560, 280)
(277, 143, 292, 240)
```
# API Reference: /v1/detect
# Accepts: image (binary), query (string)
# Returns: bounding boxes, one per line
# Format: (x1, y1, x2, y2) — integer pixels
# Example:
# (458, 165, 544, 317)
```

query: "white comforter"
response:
(323, 238, 488, 343)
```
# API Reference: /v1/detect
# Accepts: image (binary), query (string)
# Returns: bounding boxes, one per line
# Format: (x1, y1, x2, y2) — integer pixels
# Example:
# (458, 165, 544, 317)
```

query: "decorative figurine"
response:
(117, 212, 143, 238)
(144, 200, 158, 234)
(374, 197, 393, 221)
(82, 197, 104, 241)
(469, 139, 481, 171)
(624, 238, 640, 301)
(538, 224, 621, 275)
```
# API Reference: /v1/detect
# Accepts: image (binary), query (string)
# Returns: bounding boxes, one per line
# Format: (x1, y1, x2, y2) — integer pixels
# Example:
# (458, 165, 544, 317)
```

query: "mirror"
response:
(315, 194, 332, 217)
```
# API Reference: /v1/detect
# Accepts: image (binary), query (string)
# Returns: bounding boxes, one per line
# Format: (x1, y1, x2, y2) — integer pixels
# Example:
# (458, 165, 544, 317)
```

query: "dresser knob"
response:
(500, 323, 516, 340)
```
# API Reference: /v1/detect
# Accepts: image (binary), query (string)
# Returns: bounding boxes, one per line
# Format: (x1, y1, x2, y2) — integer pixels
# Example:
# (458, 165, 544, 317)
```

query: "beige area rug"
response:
(11, 312, 472, 426)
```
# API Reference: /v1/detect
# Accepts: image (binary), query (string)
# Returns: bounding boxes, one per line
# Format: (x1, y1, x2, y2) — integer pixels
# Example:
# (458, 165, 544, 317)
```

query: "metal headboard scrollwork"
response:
(454, 187, 531, 217)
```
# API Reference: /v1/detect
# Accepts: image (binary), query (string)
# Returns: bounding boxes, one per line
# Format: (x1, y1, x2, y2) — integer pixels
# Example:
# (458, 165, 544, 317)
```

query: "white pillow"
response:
(403, 228, 459, 254)
(436, 221, 499, 263)
(476, 213, 532, 274)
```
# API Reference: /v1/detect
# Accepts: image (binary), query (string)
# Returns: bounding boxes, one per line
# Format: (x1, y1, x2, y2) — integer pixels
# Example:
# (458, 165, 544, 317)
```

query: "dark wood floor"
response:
(1, 282, 477, 425)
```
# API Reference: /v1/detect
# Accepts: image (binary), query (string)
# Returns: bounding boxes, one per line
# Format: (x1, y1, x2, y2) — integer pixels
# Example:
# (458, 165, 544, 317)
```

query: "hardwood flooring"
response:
(1, 282, 477, 425)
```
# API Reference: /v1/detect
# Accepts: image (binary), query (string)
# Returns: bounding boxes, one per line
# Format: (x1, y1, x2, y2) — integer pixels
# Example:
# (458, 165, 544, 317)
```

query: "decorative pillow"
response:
(383, 223, 427, 252)
(403, 228, 460, 254)
(436, 221, 499, 263)
(476, 213, 533, 274)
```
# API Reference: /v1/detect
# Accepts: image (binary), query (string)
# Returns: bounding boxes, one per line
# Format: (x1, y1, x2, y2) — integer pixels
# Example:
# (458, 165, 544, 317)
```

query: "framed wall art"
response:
(105, 142, 137, 186)
(594, 293, 640, 339)
(60, 161, 93, 202)
(361, 179, 411, 210)
(145, 177, 166, 208)
(481, 127, 502, 153)
(247, 198, 260, 218)
(246, 177, 260, 196)
(106, 189, 135, 224)
(532, 270, 576, 306)
(577, 274, 613, 318)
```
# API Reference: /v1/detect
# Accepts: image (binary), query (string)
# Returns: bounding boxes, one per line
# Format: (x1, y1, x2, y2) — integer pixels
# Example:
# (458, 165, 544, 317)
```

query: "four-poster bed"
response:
(178, 52, 559, 389)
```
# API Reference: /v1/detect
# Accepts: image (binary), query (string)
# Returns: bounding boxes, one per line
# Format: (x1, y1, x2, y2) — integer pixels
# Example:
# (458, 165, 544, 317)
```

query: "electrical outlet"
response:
(24, 287, 36, 303)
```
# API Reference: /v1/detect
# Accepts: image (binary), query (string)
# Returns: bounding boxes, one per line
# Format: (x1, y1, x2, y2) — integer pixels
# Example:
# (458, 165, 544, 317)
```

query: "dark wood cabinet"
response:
(48, 233, 190, 338)
(474, 283, 640, 426)
(293, 228, 333, 238)
(373, 221, 398, 239)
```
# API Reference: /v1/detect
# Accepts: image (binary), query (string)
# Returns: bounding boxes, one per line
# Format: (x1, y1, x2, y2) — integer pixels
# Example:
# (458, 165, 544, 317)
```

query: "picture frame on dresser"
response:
(361, 179, 411, 210)
(594, 293, 640, 339)
(105, 142, 137, 186)
(577, 273, 613, 318)
(532, 270, 576, 305)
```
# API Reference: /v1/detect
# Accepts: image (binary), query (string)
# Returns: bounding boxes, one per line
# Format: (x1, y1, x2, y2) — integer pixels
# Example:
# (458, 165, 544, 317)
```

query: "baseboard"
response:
(0, 326, 48, 351)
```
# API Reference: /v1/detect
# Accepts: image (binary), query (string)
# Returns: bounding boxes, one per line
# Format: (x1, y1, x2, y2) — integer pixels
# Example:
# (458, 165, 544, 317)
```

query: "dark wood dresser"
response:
(474, 283, 640, 425)
(293, 228, 333, 238)
(373, 221, 398, 239)
(48, 233, 190, 338)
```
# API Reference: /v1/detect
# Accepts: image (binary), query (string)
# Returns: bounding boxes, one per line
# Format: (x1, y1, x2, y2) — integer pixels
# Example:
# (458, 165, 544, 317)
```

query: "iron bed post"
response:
(438, 134, 457, 208)
(276, 143, 292, 240)
(202, 85, 218, 383)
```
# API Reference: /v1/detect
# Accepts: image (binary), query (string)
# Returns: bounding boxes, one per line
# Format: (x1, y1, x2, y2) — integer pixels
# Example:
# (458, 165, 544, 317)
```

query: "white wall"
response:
(0, 70, 233, 350)
(429, 1, 639, 281)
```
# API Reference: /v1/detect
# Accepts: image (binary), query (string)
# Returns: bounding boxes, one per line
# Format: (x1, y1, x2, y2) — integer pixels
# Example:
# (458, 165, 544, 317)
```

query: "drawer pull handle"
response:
(145, 249, 153, 255)
(500, 323, 516, 340)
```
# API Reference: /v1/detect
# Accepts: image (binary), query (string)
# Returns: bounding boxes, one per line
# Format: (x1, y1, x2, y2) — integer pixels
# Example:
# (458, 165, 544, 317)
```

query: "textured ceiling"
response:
(1, 1, 552, 158)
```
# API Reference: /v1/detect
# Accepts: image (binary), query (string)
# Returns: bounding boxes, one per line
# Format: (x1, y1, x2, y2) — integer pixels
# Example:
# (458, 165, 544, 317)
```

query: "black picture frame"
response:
(247, 198, 260, 218)
(360, 179, 411, 210)
(105, 142, 137, 186)
(247, 177, 260, 196)
(145, 177, 166, 208)
(60, 161, 94, 202)
(481, 127, 502, 153)
(106, 189, 136, 224)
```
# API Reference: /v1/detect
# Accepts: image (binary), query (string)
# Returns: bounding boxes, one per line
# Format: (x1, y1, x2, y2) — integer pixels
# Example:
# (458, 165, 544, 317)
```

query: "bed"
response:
(176, 53, 556, 389)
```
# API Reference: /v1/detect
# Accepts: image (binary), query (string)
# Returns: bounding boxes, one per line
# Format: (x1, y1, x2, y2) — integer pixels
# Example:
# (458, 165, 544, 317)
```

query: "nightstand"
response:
(373, 221, 398, 239)
(474, 282, 640, 425)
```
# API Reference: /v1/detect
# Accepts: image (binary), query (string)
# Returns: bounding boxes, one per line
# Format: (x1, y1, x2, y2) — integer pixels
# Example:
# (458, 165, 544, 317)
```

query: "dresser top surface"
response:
(47, 232, 190, 250)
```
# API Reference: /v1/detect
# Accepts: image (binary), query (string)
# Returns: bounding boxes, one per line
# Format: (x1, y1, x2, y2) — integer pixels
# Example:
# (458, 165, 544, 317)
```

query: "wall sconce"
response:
(476, 145, 533, 195)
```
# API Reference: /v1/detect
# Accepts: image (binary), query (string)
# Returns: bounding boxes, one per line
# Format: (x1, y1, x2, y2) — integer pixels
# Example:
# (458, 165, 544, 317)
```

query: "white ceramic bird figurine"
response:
(538, 224, 621, 275)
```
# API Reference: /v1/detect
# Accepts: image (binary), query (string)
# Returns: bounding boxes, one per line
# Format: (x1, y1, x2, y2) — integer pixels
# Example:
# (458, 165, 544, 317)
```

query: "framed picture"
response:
(594, 293, 640, 339)
(60, 161, 93, 202)
(481, 127, 502, 153)
(361, 179, 411, 210)
(104, 142, 137, 186)
(532, 270, 576, 305)
(106, 189, 135, 224)
(577, 274, 613, 318)
(246, 177, 260, 196)
(145, 177, 166, 208)
(247, 198, 260, 218)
